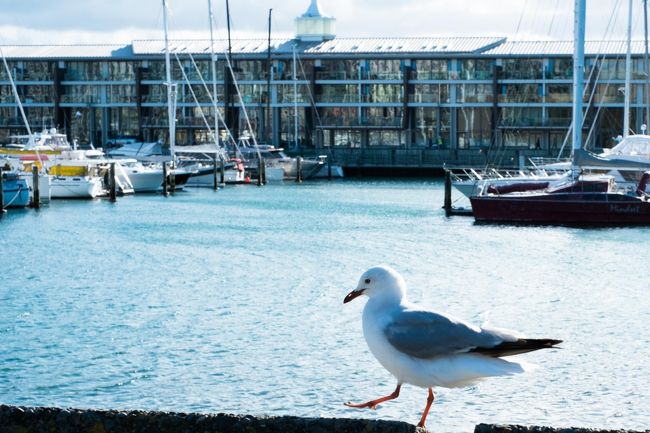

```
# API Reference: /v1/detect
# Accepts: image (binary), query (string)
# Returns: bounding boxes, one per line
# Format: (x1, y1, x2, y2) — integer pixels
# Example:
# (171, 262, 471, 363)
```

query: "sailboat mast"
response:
(643, 0, 650, 128)
(293, 45, 298, 149)
(571, 0, 586, 168)
(208, 0, 219, 149)
(163, 0, 176, 161)
(624, 0, 633, 138)
(266, 9, 272, 144)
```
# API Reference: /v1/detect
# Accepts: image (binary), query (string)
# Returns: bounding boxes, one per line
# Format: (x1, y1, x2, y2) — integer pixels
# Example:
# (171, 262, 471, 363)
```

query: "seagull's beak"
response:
(344, 289, 365, 304)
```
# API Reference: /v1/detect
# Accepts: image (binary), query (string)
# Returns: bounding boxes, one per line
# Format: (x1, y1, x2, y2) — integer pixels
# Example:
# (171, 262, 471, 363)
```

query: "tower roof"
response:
(295, 0, 336, 42)
(301, 0, 330, 18)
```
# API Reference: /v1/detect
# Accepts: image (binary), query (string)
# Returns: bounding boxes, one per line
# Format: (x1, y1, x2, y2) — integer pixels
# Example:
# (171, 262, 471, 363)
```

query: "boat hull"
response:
(50, 176, 106, 199)
(470, 192, 650, 225)
(2, 177, 30, 208)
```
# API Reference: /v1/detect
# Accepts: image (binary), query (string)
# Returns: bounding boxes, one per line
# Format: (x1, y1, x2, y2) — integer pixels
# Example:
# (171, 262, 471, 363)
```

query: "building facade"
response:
(1, 4, 649, 169)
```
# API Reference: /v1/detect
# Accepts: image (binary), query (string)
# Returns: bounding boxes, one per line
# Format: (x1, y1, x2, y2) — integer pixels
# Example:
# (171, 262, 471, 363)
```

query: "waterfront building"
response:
(1, 1, 649, 170)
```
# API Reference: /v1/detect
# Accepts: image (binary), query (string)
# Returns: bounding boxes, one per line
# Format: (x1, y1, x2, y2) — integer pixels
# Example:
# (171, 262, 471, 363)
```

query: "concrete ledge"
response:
(474, 424, 650, 433)
(0, 405, 419, 433)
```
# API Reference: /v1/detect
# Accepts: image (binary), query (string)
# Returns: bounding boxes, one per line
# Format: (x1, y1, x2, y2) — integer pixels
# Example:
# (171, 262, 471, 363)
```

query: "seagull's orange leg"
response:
(416, 388, 435, 428)
(344, 384, 401, 410)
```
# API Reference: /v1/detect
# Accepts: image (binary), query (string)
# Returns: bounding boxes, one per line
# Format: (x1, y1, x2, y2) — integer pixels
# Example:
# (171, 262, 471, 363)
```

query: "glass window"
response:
(364, 107, 402, 127)
(413, 59, 449, 80)
(64, 62, 102, 81)
(367, 59, 402, 80)
(107, 85, 137, 103)
(413, 106, 450, 147)
(317, 59, 361, 80)
(459, 59, 494, 80)
(457, 107, 491, 147)
(501, 107, 543, 127)
(107, 62, 136, 80)
(275, 59, 314, 81)
(368, 130, 404, 146)
(277, 84, 309, 103)
(365, 84, 402, 103)
(411, 84, 449, 103)
(319, 84, 359, 103)
(502, 58, 543, 79)
(595, 58, 626, 80)
(547, 58, 572, 79)
(547, 84, 572, 103)
(548, 107, 571, 126)
(500, 84, 542, 103)
(458, 84, 493, 103)
(333, 130, 362, 147)
(232, 60, 266, 81)
(108, 107, 139, 137)
(319, 107, 359, 127)
(60, 84, 100, 103)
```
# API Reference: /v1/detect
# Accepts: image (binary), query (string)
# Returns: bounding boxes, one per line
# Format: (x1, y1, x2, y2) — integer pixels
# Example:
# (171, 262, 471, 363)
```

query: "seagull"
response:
(343, 265, 562, 428)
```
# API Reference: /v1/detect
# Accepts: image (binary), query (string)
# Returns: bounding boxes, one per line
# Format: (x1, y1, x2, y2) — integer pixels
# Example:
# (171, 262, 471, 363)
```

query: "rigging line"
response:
(186, 53, 238, 149)
(221, 44, 261, 159)
(547, 0, 563, 38)
(511, 0, 529, 46)
(173, 53, 222, 153)
(557, 0, 623, 158)
(584, 0, 626, 148)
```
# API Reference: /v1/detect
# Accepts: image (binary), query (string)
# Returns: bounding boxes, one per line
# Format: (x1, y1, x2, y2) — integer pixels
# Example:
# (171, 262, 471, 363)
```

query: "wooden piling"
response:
(212, 154, 219, 191)
(220, 158, 225, 185)
(109, 162, 117, 202)
(444, 170, 452, 217)
(32, 165, 40, 208)
(296, 157, 302, 183)
(0, 167, 5, 214)
(257, 158, 263, 186)
(169, 163, 176, 193)
(261, 158, 267, 185)
(327, 156, 332, 181)
(162, 162, 169, 196)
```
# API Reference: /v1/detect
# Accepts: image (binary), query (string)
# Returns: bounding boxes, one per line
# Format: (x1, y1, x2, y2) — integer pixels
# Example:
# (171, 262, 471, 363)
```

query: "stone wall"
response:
(474, 423, 649, 433)
(2, 406, 647, 433)
(0, 405, 418, 433)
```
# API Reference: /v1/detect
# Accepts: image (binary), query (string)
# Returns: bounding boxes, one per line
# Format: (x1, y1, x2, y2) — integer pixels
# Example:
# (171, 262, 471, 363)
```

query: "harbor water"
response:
(1, 179, 648, 432)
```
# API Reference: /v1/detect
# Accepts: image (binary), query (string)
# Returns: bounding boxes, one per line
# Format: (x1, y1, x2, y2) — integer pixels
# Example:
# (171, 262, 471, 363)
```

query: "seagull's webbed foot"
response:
(344, 384, 401, 410)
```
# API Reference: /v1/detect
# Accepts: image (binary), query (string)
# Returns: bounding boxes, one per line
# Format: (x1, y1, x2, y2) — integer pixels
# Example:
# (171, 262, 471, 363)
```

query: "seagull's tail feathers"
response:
(470, 338, 563, 358)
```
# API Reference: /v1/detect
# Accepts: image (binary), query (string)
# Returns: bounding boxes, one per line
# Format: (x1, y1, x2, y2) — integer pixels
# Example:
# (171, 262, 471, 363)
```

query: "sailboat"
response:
(470, 0, 650, 225)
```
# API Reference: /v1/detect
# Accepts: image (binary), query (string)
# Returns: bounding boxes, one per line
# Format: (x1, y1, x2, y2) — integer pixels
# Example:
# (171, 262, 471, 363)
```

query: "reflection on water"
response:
(1, 180, 649, 432)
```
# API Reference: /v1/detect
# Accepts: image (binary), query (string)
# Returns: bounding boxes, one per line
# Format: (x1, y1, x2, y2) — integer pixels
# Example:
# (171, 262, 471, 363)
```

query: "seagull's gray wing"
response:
(384, 309, 502, 359)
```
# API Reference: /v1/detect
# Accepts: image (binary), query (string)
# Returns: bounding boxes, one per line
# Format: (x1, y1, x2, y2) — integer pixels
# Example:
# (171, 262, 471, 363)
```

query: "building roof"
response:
(132, 36, 507, 57)
(484, 40, 650, 56)
(0, 44, 132, 59)
(299, 37, 507, 55)
(132, 39, 278, 56)
(2, 37, 650, 59)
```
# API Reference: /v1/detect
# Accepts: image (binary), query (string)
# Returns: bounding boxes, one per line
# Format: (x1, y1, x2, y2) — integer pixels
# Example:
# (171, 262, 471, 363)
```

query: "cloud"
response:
(0, 0, 646, 44)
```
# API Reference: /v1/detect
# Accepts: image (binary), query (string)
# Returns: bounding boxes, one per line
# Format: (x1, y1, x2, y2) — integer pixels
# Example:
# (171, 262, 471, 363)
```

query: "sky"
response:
(0, 0, 647, 45)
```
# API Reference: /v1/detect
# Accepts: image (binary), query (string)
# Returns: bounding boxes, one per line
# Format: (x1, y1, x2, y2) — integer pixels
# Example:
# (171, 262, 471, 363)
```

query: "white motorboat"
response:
(184, 159, 247, 187)
(3, 128, 72, 152)
(46, 150, 135, 198)
(118, 159, 165, 193)
(449, 167, 568, 198)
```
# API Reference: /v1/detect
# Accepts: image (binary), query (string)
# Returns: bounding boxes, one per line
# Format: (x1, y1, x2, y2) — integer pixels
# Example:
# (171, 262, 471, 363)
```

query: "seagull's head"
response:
(344, 265, 407, 305)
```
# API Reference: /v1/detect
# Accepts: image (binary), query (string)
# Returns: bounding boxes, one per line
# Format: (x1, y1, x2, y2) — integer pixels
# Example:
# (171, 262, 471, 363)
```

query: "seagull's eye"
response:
(364, 278, 371, 284)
